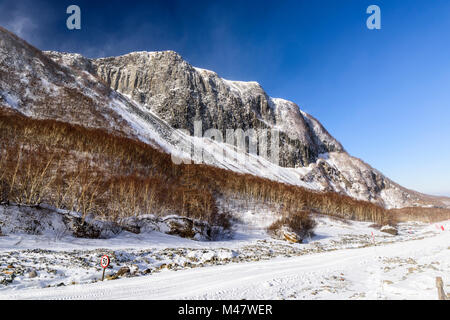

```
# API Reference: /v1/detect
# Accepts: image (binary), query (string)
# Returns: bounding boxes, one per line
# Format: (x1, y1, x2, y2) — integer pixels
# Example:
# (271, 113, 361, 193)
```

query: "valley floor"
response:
(0, 217, 448, 300)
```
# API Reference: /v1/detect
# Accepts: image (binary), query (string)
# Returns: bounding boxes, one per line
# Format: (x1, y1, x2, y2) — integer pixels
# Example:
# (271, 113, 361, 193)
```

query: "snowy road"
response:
(1, 231, 448, 300)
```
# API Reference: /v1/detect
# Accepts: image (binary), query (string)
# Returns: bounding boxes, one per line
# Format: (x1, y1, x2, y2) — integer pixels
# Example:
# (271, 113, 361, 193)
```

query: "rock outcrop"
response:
(380, 225, 399, 236)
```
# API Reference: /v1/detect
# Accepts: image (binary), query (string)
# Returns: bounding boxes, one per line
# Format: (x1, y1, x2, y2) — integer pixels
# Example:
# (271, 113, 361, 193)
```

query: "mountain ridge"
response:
(50, 48, 447, 209)
(1, 26, 448, 209)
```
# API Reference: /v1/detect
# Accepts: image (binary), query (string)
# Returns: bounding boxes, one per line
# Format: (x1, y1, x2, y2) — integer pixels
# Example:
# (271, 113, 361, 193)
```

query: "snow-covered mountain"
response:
(0, 26, 448, 209)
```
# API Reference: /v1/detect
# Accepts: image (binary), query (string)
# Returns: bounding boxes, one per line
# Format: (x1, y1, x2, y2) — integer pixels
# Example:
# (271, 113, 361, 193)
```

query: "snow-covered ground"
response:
(0, 216, 448, 300)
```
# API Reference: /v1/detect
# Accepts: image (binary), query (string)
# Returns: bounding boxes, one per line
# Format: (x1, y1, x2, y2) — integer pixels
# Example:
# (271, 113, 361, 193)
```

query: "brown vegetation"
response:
(0, 109, 412, 230)
(389, 207, 450, 223)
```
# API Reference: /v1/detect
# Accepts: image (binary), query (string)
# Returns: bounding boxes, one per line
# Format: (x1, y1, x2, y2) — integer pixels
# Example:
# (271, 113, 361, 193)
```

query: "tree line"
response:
(0, 109, 400, 229)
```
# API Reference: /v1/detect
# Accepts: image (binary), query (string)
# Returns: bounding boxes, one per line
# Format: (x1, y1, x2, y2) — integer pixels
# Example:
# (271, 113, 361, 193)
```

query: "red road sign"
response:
(100, 255, 110, 269)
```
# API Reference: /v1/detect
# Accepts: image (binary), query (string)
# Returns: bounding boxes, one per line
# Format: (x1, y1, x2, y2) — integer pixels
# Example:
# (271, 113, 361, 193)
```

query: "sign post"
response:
(100, 255, 110, 281)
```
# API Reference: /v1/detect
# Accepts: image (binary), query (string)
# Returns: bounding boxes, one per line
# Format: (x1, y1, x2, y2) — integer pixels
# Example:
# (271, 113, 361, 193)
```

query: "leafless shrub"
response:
(268, 210, 316, 239)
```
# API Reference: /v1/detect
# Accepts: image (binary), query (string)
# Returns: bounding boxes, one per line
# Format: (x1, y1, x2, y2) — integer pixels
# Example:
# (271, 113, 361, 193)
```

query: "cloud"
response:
(4, 14, 36, 38)
(0, 0, 42, 44)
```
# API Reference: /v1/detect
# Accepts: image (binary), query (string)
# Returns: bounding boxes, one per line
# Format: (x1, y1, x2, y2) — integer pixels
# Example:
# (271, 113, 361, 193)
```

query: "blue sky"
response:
(1, 0, 449, 196)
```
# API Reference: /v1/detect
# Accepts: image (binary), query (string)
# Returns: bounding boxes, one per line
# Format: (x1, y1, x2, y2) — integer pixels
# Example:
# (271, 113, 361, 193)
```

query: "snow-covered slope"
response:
(1, 219, 448, 300)
(1, 26, 448, 209)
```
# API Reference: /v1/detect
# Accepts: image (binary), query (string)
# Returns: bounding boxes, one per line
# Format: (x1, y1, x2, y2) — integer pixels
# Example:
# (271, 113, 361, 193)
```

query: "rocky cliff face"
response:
(47, 50, 344, 167)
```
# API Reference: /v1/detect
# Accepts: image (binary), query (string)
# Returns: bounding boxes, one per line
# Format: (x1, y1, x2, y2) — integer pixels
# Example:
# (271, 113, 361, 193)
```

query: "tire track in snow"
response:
(1, 231, 448, 300)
